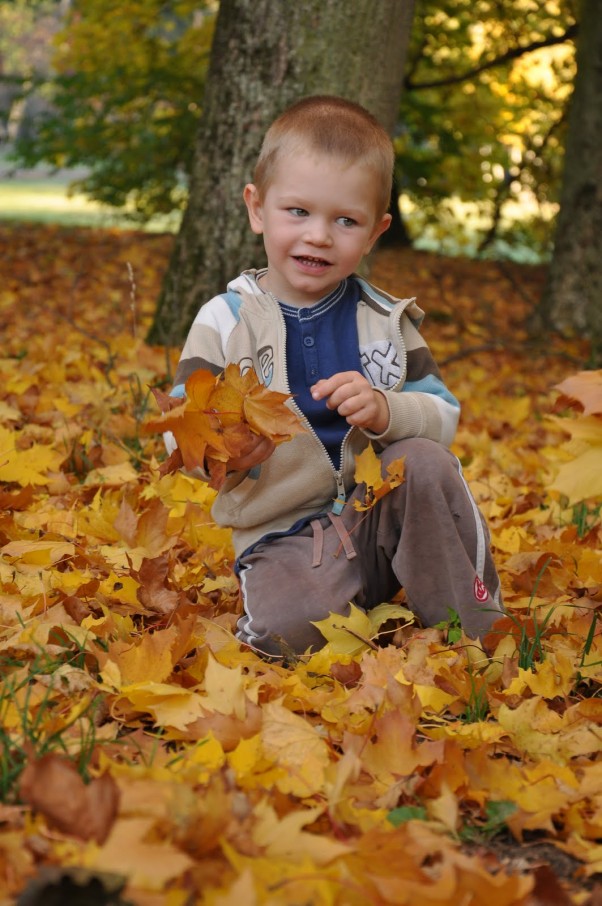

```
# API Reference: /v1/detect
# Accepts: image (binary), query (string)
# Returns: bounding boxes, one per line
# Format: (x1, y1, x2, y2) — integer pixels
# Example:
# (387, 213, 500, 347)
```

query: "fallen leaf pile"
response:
(0, 224, 600, 905)
(144, 363, 307, 489)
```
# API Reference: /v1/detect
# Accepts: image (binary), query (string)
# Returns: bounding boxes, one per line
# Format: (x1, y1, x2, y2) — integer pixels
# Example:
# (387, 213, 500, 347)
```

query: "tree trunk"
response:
(148, 0, 415, 347)
(538, 0, 602, 362)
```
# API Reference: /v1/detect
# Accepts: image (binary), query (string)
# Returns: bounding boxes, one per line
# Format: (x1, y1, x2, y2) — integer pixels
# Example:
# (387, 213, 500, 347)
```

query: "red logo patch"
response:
(473, 577, 488, 603)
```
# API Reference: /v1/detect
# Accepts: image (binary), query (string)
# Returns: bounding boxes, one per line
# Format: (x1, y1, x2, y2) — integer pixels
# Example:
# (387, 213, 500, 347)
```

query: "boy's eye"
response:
(288, 207, 308, 217)
(337, 216, 357, 227)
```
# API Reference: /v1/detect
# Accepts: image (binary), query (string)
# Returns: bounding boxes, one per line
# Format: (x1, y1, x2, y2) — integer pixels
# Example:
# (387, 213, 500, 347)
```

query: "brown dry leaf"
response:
(133, 555, 181, 615)
(19, 754, 119, 844)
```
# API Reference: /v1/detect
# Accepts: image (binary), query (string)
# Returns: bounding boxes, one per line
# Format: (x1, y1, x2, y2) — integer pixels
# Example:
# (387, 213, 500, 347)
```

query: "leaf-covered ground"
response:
(0, 223, 600, 906)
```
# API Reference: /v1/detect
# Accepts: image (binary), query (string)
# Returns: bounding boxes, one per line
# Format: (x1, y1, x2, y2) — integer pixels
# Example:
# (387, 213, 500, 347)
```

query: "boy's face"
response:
(244, 151, 391, 306)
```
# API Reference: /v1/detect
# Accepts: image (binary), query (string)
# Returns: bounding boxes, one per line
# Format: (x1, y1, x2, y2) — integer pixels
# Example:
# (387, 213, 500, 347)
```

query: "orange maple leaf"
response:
(144, 365, 306, 488)
(554, 370, 602, 416)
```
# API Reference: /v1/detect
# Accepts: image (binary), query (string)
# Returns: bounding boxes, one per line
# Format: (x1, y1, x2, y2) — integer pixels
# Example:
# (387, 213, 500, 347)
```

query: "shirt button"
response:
(303, 336, 315, 347)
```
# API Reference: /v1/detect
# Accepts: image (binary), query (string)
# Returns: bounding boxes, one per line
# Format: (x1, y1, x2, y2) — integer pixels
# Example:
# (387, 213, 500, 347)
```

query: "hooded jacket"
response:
(169, 270, 460, 556)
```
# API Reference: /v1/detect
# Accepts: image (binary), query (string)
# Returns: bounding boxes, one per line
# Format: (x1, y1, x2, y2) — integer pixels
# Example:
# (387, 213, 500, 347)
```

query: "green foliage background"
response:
(5, 0, 577, 256)
(397, 0, 576, 257)
(9, 0, 213, 220)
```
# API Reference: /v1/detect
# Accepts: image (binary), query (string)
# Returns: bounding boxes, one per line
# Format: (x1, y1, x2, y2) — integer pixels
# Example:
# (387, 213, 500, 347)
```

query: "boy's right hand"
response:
(226, 433, 275, 473)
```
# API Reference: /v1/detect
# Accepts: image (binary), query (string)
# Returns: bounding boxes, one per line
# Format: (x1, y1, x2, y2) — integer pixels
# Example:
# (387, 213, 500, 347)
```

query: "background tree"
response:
(397, 0, 577, 258)
(9, 0, 578, 259)
(11, 0, 213, 219)
(147, 0, 415, 345)
(539, 0, 602, 362)
(8, 0, 598, 358)
(0, 0, 59, 143)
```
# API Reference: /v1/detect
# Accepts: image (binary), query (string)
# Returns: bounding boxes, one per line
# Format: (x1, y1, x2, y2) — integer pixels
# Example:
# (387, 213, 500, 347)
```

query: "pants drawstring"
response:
(327, 512, 357, 561)
(311, 519, 324, 567)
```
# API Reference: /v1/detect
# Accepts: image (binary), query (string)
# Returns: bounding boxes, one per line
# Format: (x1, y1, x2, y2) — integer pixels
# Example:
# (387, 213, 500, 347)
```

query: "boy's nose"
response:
(303, 219, 332, 246)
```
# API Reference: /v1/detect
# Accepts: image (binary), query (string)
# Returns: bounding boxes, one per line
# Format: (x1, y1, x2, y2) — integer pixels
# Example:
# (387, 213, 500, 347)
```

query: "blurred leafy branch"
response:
(2, 0, 577, 255)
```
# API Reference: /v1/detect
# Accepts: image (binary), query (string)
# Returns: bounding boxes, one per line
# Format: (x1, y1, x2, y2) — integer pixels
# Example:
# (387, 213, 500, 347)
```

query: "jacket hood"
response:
(227, 269, 426, 326)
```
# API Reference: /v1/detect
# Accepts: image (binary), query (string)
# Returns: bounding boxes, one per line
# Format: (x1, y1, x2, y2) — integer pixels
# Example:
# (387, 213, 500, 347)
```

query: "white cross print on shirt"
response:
(361, 342, 400, 388)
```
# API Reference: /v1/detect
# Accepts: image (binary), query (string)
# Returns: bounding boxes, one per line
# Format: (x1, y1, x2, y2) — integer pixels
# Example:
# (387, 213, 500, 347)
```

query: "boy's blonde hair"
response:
(253, 95, 394, 218)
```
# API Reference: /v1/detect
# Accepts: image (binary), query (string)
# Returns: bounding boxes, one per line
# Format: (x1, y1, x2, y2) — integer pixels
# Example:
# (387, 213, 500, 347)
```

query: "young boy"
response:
(169, 95, 503, 658)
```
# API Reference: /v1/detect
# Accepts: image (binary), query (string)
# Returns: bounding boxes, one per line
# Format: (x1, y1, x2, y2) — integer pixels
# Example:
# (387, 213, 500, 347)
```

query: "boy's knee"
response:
(236, 611, 329, 659)
(382, 437, 454, 479)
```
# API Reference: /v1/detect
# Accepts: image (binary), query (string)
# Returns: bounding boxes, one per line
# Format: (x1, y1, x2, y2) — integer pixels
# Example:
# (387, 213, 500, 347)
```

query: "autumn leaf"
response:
(2, 224, 601, 904)
(144, 364, 306, 488)
(19, 755, 119, 844)
(0, 425, 64, 487)
(554, 369, 602, 415)
(1, 539, 75, 567)
(243, 381, 306, 441)
(547, 413, 602, 502)
(89, 817, 195, 891)
(353, 443, 406, 510)
(251, 800, 349, 864)
(260, 700, 331, 796)
(312, 601, 414, 654)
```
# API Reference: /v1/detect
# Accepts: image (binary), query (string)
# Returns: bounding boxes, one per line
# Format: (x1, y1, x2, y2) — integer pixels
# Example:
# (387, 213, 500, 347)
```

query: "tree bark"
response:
(538, 0, 602, 362)
(148, 0, 415, 347)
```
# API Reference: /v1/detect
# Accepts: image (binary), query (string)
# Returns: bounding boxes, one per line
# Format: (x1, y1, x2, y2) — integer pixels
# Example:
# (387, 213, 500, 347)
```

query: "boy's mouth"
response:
(294, 255, 331, 268)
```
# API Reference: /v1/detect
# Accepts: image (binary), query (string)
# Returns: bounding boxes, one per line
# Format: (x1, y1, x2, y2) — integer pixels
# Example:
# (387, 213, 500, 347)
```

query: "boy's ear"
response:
(243, 184, 264, 235)
(365, 213, 392, 253)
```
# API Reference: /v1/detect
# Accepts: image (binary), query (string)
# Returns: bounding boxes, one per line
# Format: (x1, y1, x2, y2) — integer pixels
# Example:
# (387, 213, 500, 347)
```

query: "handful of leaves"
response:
(144, 364, 306, 489)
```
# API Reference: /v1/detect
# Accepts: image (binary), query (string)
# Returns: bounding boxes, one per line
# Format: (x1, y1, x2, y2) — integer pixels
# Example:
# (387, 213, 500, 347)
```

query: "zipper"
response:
(333, 429, 355, 513)
(390, 302, 408, 390)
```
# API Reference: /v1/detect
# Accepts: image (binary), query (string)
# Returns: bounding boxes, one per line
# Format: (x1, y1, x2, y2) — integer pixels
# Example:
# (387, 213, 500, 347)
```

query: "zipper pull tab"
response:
(332, 473, 346, 515)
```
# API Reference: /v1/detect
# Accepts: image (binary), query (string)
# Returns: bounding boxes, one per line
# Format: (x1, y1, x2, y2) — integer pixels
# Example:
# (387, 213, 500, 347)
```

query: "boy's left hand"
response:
(311, 371, 389, 434)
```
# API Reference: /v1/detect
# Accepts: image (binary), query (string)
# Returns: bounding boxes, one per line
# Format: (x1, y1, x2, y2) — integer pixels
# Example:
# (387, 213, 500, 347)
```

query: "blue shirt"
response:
(279, 279, 362, 470)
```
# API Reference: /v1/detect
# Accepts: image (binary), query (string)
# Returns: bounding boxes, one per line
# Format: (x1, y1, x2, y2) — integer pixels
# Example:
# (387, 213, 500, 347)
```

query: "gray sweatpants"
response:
(236, 438, 503, 658)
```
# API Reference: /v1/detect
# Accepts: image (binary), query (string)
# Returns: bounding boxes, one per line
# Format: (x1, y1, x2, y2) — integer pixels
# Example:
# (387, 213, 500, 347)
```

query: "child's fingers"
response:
(228, 435, 275, 471)
(310, 371, 357, 401)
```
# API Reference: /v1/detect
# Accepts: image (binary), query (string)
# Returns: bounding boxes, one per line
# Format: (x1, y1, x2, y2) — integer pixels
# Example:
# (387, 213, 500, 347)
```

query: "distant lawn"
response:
(0, 178, 179, 232)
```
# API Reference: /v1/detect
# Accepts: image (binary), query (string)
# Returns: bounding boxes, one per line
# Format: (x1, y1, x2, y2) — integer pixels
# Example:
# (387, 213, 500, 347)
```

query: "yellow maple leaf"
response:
(1, 539, 75, 567)
(112, 682, 206, 731)
(0, 425, 63, 486)
(427, 784, 460, 833)
(219, 846, 338, 905)
(83, 462, 140, 486)
(202, 655, 248, 719)
(498, 697, 601, 762)
(353, 443, 384, 489)
(86, 816, 194, 891)
(547, 413, 602, 503)
(98, 627, 179, 686)
(502, 654, 576, 699)
(312, 602, 413, 655)
(353, 444, 405, 511)
(261, 701, 330, 796)
(251, 800, 348, 864)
